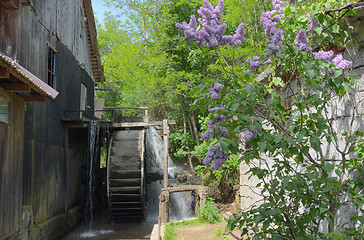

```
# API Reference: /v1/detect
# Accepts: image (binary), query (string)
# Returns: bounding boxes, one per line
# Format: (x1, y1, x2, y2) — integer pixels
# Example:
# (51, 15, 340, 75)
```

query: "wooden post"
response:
(163, 119, 169, 188)
(159, 190, 170, 224)
(64, 126, 69, 212)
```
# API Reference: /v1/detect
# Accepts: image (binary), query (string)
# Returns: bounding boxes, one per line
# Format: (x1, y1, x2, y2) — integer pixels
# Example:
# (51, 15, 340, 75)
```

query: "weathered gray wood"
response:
(163, 119, 169, 188)
(161, 185, 207, 193)
(94, 98, 105, 119)
(0, 95, 24, 238)
(112, 120, 176, 128)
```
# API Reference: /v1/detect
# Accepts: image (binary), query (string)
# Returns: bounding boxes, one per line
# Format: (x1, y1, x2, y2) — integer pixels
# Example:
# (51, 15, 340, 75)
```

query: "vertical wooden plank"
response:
(0, 122, 9, 237)
(64, 126, 68, 212)
(163, 119, 169, 188)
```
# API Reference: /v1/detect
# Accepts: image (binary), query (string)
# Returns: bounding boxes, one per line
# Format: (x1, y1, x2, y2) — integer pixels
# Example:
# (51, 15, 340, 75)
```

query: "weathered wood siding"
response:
(0, 4, 19, 59)
(21, 44, 94, 224)
(23, 0, 93, 79)
(16, 0, 95, 228)
(0, 95, 25, 239)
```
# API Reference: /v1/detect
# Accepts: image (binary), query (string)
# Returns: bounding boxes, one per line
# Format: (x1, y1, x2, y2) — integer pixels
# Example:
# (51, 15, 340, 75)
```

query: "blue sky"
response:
(91, 0, 117, 25)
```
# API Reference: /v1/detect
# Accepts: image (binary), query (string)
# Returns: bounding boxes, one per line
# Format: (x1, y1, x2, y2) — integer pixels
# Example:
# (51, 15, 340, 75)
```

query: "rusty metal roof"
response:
(83, 0, 105, 83)
(0, 52, 59, 100)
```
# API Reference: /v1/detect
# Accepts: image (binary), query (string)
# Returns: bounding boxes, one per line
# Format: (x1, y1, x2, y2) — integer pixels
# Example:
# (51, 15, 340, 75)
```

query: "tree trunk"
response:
(179, 95, 187, 140)
(188, 104, 200, 145)
(186, 111, 194, 141)
(188, 154, 196, 174)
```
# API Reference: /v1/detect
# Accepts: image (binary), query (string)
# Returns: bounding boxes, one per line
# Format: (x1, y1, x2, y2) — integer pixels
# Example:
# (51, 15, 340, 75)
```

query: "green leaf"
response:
(230, 103, 240, 112)
(342, 82, 352, 92)
(254, 215, 264, 224)
(289, 146, 299, 155)
(324, 230, 346, 240)
(257, 142, 267, 152)
(314, 26, 323, 35)
(323, 163, 335, 173)
(310, 135, 321, 152)
(307, 69, 315, 79)
(274, 135, 283, 143)
(189, 87, 200, 96)
(332, 24, 340, 33)
(219, 140, 229, 153)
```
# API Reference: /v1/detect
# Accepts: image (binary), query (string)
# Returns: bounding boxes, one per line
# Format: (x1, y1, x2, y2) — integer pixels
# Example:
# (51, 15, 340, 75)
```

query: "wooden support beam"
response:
(0, 67, 10, 79)
(163, 119, 169, 188)
(161, 185, 208, 193)
(0, 86, 10, 101)
(21, 95, 46, 102)
(0, 83, 30, 92)
(112, 120, 176, 128)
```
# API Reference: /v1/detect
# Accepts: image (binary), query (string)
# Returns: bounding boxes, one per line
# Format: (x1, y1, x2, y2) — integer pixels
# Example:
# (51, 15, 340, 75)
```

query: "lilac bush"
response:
(176, 0, 245, 47)
(332, 53, 353, 77)
(246, 56, 272, 70)
(203, 142, 228, 170)
(176, 0, 363, 238)
(313, 50, 335, 61)
(294, 29, 312, 52)
(208, 82, 223, 99)
(261, 0, 285, 56)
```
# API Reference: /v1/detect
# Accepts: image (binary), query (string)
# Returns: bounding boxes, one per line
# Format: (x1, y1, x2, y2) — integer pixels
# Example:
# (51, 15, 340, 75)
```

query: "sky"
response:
(91, 0, 118, 25)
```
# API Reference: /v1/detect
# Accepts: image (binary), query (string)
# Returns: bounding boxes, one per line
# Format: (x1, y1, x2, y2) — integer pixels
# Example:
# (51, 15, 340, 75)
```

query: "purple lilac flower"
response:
(203, 143, 229, 170)
(244, 127, 259, 142)
(207, 114, 226, 128)
(208, 106, 226, 112)
(201, 128, 214, 140)
(261, 1, 285, 56)
(232, 116, 237, 121)
(332, 54, 353, 77)
(313, 50, 334, 61)
(294, 29, 312, 52)
(246, 56, 272, 70)
(244, 127, 259, 148)
(209, 83, 223, 99)
(203, 144, 216, 165)
(272, 0, 284, 13)
(261, 11, 277, 35)
(176, 0, 245, 47)
(307, 20, 319, 34)
(217, 127, 230, 138)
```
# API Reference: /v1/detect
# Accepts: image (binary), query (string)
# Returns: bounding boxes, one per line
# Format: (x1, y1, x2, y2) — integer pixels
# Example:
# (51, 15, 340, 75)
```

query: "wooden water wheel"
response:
(107, 129, 145, 221)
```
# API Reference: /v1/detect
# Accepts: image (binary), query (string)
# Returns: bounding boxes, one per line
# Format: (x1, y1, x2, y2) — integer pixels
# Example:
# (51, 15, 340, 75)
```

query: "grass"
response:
(164, 198, 224, 240)
(164, 218, 208, 240)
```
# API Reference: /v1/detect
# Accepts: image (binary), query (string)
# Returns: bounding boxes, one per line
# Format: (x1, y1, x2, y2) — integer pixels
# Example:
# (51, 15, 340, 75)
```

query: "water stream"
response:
(145, 126, 194, 221)
(81, 121, 114, 238)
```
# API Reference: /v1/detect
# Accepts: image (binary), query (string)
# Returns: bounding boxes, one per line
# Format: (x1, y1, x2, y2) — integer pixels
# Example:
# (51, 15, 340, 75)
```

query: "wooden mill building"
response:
(0, 0, 105, 239)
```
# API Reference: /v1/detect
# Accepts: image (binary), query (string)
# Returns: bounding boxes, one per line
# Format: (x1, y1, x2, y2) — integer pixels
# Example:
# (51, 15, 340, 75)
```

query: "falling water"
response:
(85, 121, 100, 229)
(145, 126, 194, 221)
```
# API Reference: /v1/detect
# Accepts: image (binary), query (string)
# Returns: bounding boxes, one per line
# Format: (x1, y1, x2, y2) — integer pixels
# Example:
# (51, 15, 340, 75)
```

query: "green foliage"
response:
(164, 223, 177, 240)
(96, 0, 364, 237)
(176, 0, 363, 239)
(197, 197, 222, 224)
(100, 147, 107, 168)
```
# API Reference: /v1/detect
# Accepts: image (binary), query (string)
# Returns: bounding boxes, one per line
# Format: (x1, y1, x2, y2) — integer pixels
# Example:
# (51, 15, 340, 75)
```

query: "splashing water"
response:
(145, 126, 194, 221)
